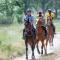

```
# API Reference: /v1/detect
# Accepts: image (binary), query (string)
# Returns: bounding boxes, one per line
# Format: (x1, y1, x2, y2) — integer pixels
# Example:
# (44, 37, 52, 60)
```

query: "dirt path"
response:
(14, 32, 60, 60)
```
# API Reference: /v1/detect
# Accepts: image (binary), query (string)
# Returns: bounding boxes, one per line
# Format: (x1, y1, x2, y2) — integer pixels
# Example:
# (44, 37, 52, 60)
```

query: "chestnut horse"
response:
(36, 17, 48, 54)
(23, 19, 39, 60)
(46, 16, 54, 46)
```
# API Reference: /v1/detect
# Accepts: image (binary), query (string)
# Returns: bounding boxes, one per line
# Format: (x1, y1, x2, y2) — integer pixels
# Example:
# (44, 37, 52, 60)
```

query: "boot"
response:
(32, 27, 36, 38)
(41, 26, 47, 36)
(51, 23, 56, 34)
(23, 29, 25, 39)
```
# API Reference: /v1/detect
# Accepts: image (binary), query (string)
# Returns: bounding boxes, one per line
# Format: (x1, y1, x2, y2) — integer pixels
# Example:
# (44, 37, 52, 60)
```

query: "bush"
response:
(16, 14, 23, 24)
(0, 14, 13, 24)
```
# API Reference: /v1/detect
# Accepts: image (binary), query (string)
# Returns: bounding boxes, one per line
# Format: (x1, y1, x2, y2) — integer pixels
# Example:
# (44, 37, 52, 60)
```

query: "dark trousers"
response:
(23, 29, 25, 39)
(41, 26, 47, 36)
(32, 26, 36, 38)
(51, 23, 55, 33)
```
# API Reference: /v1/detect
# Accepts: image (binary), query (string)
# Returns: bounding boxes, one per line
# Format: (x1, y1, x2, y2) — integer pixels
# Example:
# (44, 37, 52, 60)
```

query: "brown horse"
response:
(46, 16, 54, 46)
(23, 19, 39, 60)
(36, 17, 48, 55)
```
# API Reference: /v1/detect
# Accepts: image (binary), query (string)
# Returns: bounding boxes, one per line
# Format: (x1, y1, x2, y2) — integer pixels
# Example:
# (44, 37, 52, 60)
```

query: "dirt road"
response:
(14, 32, 60, 60)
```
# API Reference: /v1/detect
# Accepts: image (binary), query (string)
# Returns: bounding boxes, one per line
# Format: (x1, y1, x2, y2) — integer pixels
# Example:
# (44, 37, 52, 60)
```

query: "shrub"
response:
(16, 14, 23, 24)
(0, 14, 13, 24)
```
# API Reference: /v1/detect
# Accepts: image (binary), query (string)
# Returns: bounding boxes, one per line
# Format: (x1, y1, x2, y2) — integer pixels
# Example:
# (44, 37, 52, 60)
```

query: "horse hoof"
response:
(41, 54, 43, 56)
(50, 44, 53, 47)
(26, 58, 28, 60)
(38, 51, 40, 54)
(41, 52, 43, 55)
(26, 57, 28, 60)
(38, 52, 40, 54)
(52, 43, 53, 46)
(32, 56, 35, 60)
(45, 52, 47, 55)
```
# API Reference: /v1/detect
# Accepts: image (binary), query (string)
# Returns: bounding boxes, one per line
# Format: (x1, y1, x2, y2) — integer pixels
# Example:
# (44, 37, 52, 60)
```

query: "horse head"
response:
(36, 17, 43, 33)
(37, 17, 42, 27)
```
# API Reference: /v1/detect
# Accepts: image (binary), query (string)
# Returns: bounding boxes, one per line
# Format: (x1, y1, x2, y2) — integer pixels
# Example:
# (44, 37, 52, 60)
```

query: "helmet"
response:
(38, 10, 43, 17)
(39, 11, 42, 15)
(38, 10, 43, 14)
(26, 9, 31, 13)
(48, 9, 52, 12)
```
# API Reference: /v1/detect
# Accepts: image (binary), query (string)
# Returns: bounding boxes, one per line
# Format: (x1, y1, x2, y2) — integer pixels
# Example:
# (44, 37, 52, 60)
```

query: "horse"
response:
(46, 16, 55, 46)
(36, 17, 48, 55)
(23, 19, 38, 60)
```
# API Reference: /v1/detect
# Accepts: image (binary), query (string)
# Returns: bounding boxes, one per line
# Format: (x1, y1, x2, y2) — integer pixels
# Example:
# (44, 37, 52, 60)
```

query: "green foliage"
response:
(17, 15, 23, 23)
(0, 0, 60, 24)
(0, 14, 13, 24)
(0, 24, 25, 60)
(0, 0, 24, 24)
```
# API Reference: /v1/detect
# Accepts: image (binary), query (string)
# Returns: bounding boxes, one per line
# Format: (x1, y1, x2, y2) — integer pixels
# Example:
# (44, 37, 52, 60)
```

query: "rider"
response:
(45, 9, 55, 34)
(23, 9, 36, 39)
(36, 11, 47, 36)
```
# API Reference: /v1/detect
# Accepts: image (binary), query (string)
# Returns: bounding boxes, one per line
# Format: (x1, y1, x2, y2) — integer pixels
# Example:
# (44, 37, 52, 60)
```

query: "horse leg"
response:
(44, 39, 48, 54)
(31, 41, 35, 59)
(25, 40, 28, 60)
(49, 36, 52, 46)
(36, 42, 40, 54)
(31, 46, 35, 59)
(51, 29, 54, 46)
(41, 42, 44, 54)
(51, 36, 54, 46)
(50, 36, 54, 46)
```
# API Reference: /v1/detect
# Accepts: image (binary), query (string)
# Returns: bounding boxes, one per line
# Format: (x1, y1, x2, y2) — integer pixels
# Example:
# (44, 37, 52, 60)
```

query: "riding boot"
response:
(51, 23, 56, 34)
(23, 29, 25, 39)
(53, 25, 55, 34)
(41, 26, 47, 36)
(44, 27, 47, 36)
(45, 28, 47, 36)
(32, 26, 36, 38)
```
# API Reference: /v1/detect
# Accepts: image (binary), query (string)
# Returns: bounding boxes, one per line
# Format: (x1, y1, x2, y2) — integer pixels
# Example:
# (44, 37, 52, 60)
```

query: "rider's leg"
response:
(32, 26, 36, 38)
(41, 26, 47, 36)
(51, 23, 55, 34)
(23, 29, 25, 39)
(53, 25, 55, 34)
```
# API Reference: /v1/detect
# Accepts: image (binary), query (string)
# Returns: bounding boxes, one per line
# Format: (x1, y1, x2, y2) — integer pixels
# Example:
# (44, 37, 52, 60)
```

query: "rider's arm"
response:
(31, 16, 35, 25)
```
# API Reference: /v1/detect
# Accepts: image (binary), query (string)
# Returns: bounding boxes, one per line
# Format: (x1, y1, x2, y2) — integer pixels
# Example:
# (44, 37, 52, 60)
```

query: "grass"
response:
(0, 23, 24, 44)
(0, 23, 25, 60)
